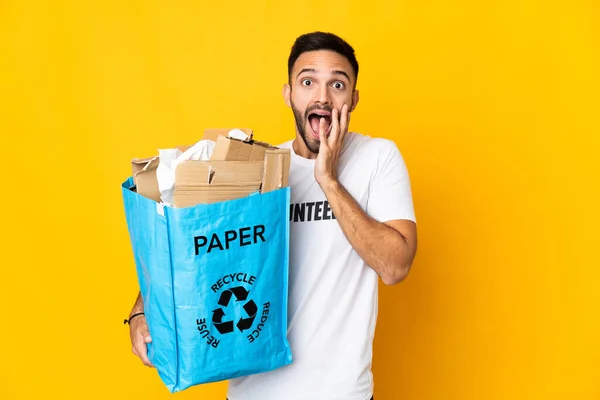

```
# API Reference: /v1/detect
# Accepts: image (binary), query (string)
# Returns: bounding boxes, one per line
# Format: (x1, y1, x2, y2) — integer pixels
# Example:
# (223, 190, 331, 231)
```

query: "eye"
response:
(332, 81, 345, 90)
(301, 79, 313, 86)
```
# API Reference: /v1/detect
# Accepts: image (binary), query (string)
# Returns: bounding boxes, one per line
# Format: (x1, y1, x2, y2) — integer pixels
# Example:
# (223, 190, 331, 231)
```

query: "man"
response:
(128, 32, 418, 400)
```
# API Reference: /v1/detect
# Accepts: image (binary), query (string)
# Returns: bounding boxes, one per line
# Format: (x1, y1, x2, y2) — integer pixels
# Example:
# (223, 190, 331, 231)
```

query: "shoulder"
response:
(343, 132, 404, 161)
(341, 133, 411, 185)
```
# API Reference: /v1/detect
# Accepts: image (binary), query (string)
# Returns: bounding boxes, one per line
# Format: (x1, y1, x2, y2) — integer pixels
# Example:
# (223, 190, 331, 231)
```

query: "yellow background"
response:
(1, 0, 599, 399)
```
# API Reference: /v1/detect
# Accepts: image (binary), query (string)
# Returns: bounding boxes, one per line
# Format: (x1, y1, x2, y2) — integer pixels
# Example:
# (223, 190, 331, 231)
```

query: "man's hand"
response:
(129, 314, 154, 368)
(315, 104, 349, 187)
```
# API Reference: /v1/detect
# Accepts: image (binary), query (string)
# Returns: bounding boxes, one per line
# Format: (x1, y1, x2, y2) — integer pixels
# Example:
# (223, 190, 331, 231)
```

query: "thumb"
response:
(144, 334, 152, 343)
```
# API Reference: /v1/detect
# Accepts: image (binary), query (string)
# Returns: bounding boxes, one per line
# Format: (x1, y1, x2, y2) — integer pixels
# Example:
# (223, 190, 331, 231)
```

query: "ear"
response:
(350, 89, 359, 112)
(283, 84, 291, 107)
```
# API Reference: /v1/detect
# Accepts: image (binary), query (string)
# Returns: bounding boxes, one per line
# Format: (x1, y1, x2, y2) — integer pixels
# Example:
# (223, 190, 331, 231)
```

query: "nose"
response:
(316, 83, 331, 105)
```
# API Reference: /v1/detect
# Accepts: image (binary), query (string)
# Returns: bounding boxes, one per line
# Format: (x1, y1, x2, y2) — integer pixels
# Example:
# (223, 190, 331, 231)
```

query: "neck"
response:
(292, 133, 318, 160)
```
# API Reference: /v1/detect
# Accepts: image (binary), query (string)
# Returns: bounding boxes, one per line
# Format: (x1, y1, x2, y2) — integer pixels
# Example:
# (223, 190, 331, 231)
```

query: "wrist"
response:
(130, 307, 143, 317)
(124, 311, 145, 325)
(318, 176, 341, 193)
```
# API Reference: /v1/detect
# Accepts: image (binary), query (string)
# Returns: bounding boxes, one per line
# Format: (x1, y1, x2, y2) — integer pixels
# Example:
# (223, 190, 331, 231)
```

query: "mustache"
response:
(304, 104, 333, 118)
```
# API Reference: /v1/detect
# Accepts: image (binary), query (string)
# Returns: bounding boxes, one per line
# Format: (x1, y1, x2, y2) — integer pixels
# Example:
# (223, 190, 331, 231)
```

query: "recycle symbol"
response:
(212, 286, 257, 334)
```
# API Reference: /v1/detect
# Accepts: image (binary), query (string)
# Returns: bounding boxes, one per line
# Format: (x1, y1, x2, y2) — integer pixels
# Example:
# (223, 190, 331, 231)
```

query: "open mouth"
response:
(308, 111, 332, 138)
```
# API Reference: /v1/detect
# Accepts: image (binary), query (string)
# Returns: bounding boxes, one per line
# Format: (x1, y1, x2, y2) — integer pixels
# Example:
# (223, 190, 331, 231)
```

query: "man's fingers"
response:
(129, 316, 155, 368)
(340, 104, 349, 140)
(329, 108, 339, 143)
(140, 351, 154, 368)
(135, 319, 152, 342)
(319, 117, 328, 147)
(134, 337, 154, 368)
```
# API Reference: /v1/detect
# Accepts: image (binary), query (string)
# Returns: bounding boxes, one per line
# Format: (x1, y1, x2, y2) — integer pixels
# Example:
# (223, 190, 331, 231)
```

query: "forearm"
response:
(130, 291, 144, 315)
(322, 179, 413, 285)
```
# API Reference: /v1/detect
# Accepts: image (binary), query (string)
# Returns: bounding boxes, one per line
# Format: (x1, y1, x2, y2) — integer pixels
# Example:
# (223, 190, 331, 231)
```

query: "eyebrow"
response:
(331, 70, 351, 82)
(297, 68, 351, 82)
(297, 68, 316, 78)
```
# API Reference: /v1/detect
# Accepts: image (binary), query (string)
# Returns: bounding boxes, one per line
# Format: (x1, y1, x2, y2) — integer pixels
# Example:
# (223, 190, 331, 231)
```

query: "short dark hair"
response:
(287, 31, 359, 84)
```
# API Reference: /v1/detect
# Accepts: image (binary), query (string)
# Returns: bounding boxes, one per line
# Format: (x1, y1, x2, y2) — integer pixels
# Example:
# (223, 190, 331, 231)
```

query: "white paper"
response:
(156, 140, 216, 207)
(227, 128, 249, 141)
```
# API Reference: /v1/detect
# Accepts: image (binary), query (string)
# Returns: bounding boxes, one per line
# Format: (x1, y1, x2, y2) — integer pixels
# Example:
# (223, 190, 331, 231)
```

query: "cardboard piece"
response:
(130, 129, 290, 207)
(173, 160, 264, 207)
(262, 149, 291, 192)
(131, 156, 161, 202)
(210, 135, 272, 162)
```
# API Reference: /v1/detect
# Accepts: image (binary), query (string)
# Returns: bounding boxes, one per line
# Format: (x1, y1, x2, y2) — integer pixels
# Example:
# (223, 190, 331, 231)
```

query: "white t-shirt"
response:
(227, 132, 416, 400)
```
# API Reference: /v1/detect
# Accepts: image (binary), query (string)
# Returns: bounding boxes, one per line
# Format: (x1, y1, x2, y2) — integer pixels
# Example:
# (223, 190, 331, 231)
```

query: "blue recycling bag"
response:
(121, 177, 292, 392)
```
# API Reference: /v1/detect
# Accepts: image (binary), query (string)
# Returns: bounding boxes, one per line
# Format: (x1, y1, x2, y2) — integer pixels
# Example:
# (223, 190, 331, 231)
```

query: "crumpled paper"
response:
(156, 129, 250, 206)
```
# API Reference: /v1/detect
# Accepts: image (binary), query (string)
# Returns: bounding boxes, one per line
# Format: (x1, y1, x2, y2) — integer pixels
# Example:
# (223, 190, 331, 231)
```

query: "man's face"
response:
(284, 50, 358, 155)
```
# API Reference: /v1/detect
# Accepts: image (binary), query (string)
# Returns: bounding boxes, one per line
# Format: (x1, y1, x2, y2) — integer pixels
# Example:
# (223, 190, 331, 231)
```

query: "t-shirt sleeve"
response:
(366, 139, 416, 223)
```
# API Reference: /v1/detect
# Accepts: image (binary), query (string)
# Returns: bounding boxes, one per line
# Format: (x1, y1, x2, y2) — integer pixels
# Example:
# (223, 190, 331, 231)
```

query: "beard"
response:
(291, 100, 332, 154)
